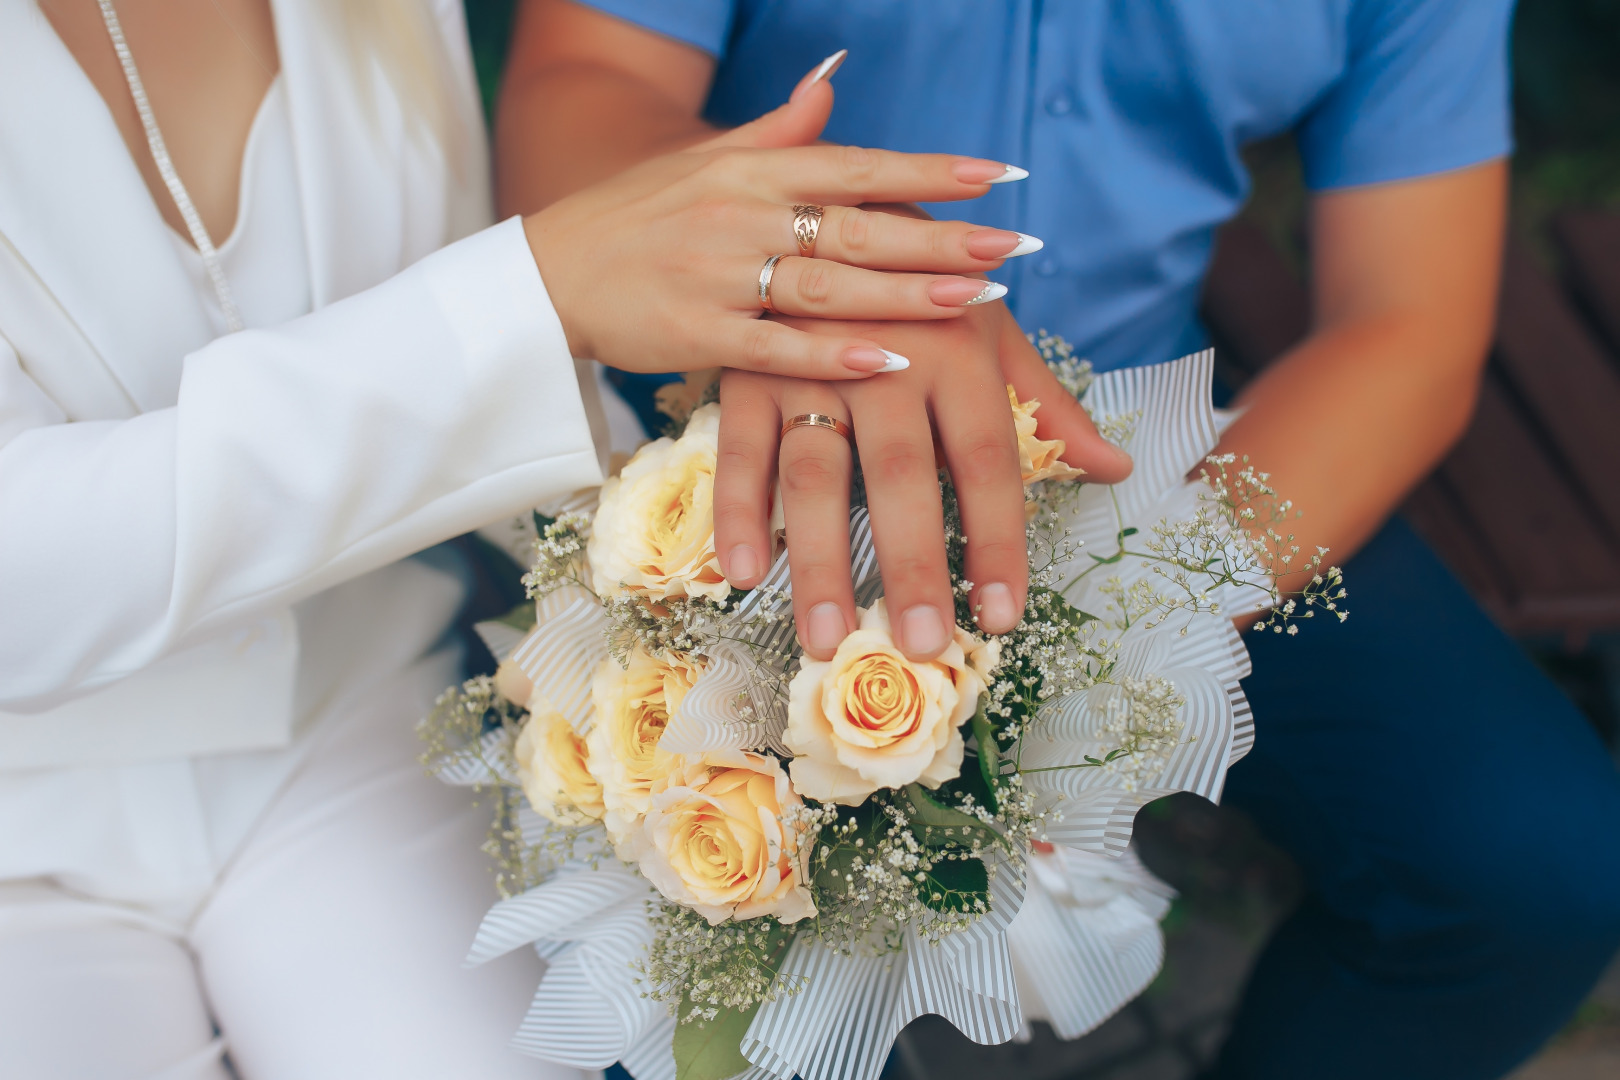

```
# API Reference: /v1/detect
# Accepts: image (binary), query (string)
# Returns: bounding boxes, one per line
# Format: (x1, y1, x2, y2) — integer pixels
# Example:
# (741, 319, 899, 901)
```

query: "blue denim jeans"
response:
(1209, 517, 1620, 1077)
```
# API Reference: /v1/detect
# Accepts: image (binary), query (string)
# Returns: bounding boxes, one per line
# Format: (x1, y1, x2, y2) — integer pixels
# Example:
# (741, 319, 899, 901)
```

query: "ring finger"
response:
(756, 255, 1005, 321)
(775, 386, 858, 660)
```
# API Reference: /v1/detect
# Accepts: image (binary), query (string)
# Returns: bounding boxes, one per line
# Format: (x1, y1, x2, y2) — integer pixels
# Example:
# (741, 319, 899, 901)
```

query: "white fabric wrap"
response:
(0, 219, 602, 764)
(458, 351, 1260, 1080)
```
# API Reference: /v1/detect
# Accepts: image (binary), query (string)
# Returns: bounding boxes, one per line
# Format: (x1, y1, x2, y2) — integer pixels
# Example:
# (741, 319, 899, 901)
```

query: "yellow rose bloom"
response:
(513, 698, 605, 826)
(586, 403, 729, 602)
(586, 648, 704, 841)
(1010, 385, 1085, 485)
(785, 599, 999, 806)
(629, 751, 816, 926)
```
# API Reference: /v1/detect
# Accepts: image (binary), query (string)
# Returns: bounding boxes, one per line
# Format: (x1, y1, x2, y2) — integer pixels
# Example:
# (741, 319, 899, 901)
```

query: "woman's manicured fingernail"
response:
(965, 229, 1045, 260)
(790, 49, 848, 102)
(954, 161, 1030, 185)
(961, 282, 1009, 306)
(900, 604, 949, 656)
(845, 347, 910, 373)
(806, 602, 849, 653)
(946, 159, 1023, 184)
(928, 278, 1007, 307)
(727, 544, 760, 584)
(975, 582, 1019, 633)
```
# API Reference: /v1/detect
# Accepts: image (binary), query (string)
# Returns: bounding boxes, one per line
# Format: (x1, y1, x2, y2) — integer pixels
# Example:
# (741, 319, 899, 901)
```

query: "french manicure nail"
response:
(928, 278, 1004, 307)
(1005, 232, 1043, 256)
(961, 281, 1009, 307)
(954, 161, 1030, 185)
(900, 605, 949, 657)
(975, 582, 1019, 633)
(790, 49, 848, 102)
(845, 347, 910, 373)
(727, 544, 760, 584)
(965, 229, 1045, 260)
(806, 602, 849, 654)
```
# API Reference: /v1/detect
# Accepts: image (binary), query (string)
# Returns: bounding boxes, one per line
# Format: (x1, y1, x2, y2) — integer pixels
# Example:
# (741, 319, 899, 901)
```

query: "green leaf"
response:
(1029, 586, 1098, 633)
(672, 1001, 761, 1080)
(901, 784, 1002, 853)
(492, 599, 537, 633)
(968, 698, 1000, 811)
(671, 924, 795, 1080)
(919, 855, 990, 913)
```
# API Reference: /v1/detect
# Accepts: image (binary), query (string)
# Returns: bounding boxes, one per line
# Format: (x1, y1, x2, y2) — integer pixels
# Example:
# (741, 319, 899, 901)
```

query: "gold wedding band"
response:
(758, 253, 790, 313)
(781, 413, 853, 444)
(791, 204, 824, 256)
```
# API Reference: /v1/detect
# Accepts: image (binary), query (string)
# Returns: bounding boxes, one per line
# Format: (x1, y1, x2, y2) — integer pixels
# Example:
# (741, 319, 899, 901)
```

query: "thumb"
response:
(694, 50, 844, 151)
(998, 314, 1135, 484)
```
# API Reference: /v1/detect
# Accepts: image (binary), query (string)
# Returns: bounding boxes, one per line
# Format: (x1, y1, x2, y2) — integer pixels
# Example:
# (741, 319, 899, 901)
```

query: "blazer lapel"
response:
(270, 0, 407, 308)
(0, 0, 215, 418)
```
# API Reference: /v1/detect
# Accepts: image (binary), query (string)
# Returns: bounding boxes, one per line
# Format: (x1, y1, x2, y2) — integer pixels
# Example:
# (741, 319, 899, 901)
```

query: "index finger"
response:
(742, 144, 1027, 205)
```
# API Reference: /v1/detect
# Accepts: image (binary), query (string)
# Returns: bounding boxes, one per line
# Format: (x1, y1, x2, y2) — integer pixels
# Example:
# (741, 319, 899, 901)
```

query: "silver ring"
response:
(758, 253, 789, 313)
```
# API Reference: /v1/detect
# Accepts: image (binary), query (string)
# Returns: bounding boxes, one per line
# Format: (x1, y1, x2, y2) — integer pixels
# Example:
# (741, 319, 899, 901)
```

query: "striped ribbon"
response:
(454, 350, 1267, 1080)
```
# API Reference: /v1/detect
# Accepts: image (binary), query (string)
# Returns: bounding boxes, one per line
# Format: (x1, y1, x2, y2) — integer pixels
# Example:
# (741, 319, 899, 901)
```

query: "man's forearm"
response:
(496, 0, 717, 216)
(1214, 315, 1483, 586)
(1209, 161, 1507, 587)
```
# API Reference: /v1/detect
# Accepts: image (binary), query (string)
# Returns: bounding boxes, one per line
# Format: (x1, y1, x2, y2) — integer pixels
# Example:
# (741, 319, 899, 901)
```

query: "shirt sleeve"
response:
(0, 218, 603, 711)
(572, 0, 738, 58)
(1297, 0, 1514, 190)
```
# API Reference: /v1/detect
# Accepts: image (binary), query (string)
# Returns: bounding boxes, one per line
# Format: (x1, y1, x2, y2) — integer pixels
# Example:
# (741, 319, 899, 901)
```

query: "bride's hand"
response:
(521, 111, 1035, 379)
(715, 304, 1133, 661)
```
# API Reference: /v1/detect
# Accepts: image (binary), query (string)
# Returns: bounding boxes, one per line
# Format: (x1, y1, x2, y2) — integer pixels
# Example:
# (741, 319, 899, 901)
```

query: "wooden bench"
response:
(1201, 216, 1620, 647)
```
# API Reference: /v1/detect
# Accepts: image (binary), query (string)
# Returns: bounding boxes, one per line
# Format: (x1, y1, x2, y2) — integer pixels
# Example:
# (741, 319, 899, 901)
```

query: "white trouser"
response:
(0, 641, 585, 1080)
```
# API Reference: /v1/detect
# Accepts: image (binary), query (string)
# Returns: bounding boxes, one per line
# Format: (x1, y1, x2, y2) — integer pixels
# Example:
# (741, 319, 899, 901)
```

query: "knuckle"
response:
(793, 260, 837, 307)
(717, 442, 767, 479)
(952, 430, 1018, 487)
(836, 208, 872, 255)
(837, 144, 880, 188)
(781, 450, 845, 497)
(865, 439, 936, 489)
(739, 322, 780, 372)
(969, 537, 1029, 572)
(712, 497, 763, 535)
(881, 551, 943, 592)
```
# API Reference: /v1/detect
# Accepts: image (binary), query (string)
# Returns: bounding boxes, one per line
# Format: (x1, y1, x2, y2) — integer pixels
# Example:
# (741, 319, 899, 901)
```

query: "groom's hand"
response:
(715, 303, 1132, 662)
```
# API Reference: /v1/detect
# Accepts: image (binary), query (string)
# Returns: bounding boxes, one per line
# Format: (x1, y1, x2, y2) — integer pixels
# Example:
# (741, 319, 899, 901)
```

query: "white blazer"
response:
(0, 0, 605, 769)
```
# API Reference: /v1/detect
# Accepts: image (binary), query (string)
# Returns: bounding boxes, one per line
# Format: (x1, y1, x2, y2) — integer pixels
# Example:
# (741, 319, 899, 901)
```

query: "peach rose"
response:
(1010, 385, 1085, 485)
(586, 403, 729, 602)
(513, 698, 605, 826)
(628, 751, 816, 926)
(586, 648, 703, 841)
(784, 599, 1000, 806)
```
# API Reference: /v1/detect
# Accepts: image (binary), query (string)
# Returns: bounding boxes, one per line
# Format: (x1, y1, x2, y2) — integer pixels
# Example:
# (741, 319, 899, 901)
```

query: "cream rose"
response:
(513, 698, 605, 826)
(628, 751, 816, 926)
(1010, 385, 1085, 485)
(586, 648, 703, 841)
(586, 403, 728, 602)
(785, 599, 1000, 806)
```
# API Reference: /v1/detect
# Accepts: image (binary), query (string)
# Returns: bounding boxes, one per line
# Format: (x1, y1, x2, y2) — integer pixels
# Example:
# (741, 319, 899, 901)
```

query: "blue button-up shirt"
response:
(580, 0, 1512, 371)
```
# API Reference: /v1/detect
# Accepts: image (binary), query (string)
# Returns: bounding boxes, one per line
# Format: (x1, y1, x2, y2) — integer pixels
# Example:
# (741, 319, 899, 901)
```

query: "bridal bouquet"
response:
(422, 342, 1343, 1080)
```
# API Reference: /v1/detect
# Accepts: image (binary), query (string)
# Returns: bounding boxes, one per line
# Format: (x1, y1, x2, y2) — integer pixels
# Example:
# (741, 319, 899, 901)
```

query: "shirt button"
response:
(1034, 257, 1060, 277)
(1044, 87, 1076, 116)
